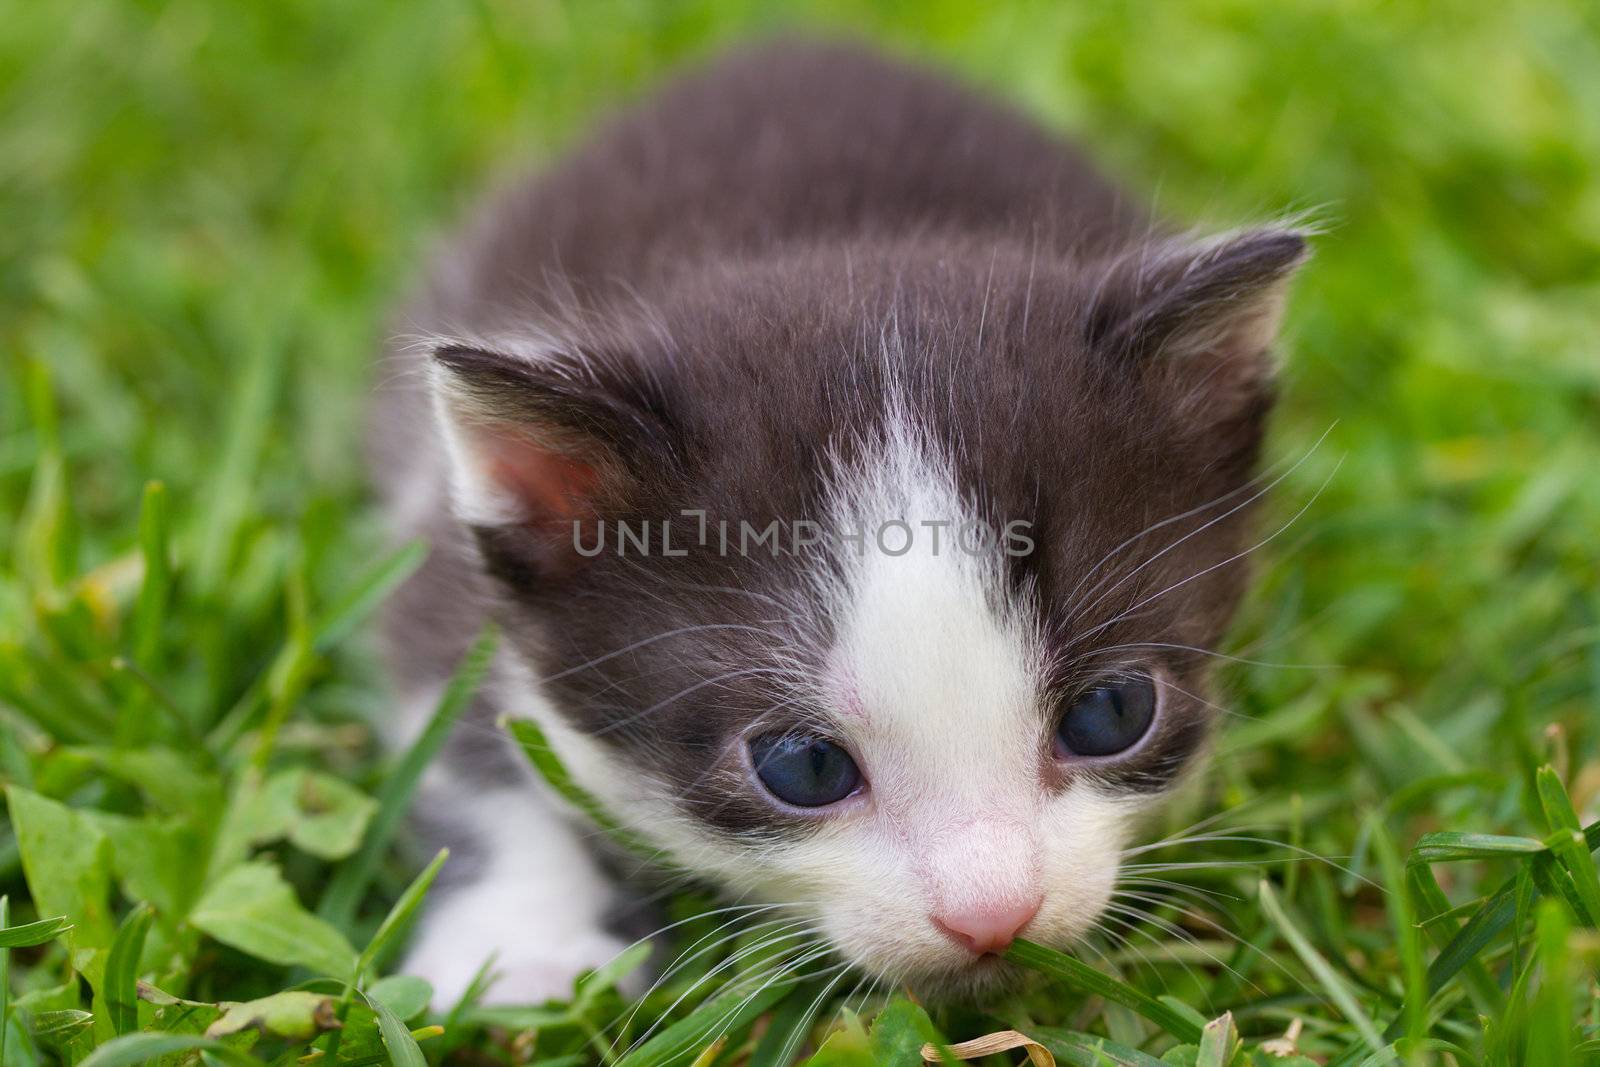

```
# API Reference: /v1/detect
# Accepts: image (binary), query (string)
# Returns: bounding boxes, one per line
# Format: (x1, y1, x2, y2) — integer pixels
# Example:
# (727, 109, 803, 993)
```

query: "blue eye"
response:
(749, 733, 862, 807)
(1055, 677, 1157, 757)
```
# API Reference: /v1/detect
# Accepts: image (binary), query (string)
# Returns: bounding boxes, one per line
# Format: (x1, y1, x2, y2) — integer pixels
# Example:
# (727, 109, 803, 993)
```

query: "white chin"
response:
(890, 954, 1032, 1003)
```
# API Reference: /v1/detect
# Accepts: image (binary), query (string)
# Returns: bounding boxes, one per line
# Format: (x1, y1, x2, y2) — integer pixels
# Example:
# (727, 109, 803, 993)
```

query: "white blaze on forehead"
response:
(821, 418, 1044, 829)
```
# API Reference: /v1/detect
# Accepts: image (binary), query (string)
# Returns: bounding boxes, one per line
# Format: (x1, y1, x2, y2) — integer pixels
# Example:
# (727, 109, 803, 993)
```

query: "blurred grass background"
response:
(3, 1, 1600, 1063)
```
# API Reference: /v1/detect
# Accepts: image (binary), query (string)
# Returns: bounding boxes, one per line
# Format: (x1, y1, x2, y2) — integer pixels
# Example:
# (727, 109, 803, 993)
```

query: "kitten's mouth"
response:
(896, 952, 1029, 1003)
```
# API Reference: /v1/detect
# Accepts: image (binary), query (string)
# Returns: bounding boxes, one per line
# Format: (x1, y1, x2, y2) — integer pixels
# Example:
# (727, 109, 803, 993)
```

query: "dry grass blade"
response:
(921, 1029, 1055, 1066)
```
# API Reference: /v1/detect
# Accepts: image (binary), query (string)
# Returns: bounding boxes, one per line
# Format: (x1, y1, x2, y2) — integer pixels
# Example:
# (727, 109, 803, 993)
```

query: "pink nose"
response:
(933, 897, 1042, 955)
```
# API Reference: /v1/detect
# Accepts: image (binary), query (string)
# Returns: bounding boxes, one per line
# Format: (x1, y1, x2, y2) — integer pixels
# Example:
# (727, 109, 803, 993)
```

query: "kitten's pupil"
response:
(1056, 677, 1157, 757)
(750, 733, 862, 807)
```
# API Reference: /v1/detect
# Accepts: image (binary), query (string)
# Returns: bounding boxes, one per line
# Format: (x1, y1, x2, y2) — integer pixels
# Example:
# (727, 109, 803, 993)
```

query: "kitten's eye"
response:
(1055, 676, 1157, 757)
(749, 733, 862, 807)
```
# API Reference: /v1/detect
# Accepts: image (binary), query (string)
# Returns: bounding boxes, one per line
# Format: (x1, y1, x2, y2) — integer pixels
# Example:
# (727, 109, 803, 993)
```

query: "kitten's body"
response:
(372, 42, 1303, 1004)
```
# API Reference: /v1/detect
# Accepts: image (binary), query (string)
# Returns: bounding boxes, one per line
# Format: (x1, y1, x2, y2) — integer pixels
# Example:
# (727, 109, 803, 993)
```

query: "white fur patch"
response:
(820, 416, 1046, 890)
(401, 779, 630, 1007)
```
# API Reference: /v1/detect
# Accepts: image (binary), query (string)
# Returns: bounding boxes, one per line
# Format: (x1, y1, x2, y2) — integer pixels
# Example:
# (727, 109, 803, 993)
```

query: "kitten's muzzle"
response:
(917, 815, 1043, 957)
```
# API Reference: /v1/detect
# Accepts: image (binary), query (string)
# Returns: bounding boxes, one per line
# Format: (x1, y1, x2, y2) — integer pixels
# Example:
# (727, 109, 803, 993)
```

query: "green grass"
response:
(3, 1, 1600, 1064)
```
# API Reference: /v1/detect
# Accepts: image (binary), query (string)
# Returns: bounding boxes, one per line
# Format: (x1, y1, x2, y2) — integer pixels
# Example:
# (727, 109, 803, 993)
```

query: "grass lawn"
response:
(3, 1, 1600, 1064)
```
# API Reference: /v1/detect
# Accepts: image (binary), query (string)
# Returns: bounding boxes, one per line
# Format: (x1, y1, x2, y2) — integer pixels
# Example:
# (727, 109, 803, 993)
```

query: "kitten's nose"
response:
(932, 896, 1042, 955)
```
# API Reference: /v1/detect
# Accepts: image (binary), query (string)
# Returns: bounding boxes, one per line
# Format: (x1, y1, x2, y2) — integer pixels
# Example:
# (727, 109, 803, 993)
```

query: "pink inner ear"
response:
(484, 433, 602, 523)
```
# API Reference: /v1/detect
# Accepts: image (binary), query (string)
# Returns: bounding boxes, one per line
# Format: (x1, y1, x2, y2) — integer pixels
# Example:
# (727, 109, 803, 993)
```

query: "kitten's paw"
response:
(477, 934, 637, 1006)
(406, 926, 634, 1008)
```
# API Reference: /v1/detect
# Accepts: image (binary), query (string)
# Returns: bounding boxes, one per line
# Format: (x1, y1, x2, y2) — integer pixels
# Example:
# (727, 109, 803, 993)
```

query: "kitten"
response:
(370, 40, 1305, 1005)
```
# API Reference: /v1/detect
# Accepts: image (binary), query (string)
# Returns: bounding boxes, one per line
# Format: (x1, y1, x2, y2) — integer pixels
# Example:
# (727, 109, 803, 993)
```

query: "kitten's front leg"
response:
(404, 784, 631, 1007)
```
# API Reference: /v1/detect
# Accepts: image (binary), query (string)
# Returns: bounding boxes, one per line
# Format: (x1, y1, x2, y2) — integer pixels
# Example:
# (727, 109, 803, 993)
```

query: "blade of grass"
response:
(435, 953, 498, 1058)
(1369, 818, 1427, 1053)
(1028, 1027, 1168, 1067)
(308, 538, 427, 652)
(205, 538, 430, 751)
(1404, 864, 1501, 1016)
(104, 903, 154, 1035)
(1004, 938, 1203, 1044)
(747, 982, 822, 1067)
(193, 340, 280, 595)
(506, 716, 658, 861)
(355, 848, 447, 981)
(248, 567, 314, 770)
(1, 896, 9, 1067)
(78, 1032, 259, 1067)
(317, 624, 497, 927)
(0, 912, 73, 948)
(16, 359, 76, 591)
(1525, 901, 1573, 1066)
(108, 657, 200, 744)
(365, 988, 427, 1067)
(130, 480, 170, 667)
(621, 976, 797, 1067)
(1195, 1011, 1237, 1067)
(1534, 767, 1600, 925)
(1512, 865, 1536, 978)
(1386, 817, 1600, 1041)
(1256, 879, 1386, 1057)
(1406, 832, 1546, 865)
(1528, 851, 1595, 927)
(15, 648, 118, 741)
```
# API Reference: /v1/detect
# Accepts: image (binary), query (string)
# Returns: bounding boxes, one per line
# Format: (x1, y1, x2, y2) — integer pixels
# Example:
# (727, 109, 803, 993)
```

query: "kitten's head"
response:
(425, 229, 1305, 995)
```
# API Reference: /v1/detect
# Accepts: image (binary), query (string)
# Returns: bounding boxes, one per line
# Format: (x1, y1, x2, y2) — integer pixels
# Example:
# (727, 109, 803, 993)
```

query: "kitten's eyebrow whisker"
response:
(617, 557, 810, 618)
(1091, 640, 1337, 671)
(576, 638, 817, 708)
(594, 666, 800, 735)
(541, 623, 777, 684)
(1070, 453, 1343, 652)
(1060, 423, 1333, 625)
(1152, 674, 1260, 723)
(1059, 477, 1268, 622)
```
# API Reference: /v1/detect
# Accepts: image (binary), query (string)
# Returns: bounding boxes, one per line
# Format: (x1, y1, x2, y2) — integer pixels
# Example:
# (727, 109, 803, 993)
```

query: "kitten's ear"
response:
(428, 343, 671, 543)
(1093, 228, 1308, 411)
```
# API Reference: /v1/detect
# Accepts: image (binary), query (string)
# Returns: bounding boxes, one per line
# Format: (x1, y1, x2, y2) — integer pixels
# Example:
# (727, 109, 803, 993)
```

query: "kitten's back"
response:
(427, 41, 1144, 321)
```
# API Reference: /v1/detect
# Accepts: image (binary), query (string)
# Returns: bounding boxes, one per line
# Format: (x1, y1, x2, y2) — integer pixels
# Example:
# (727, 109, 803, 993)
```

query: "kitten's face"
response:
(431, 231, 1303, 993)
